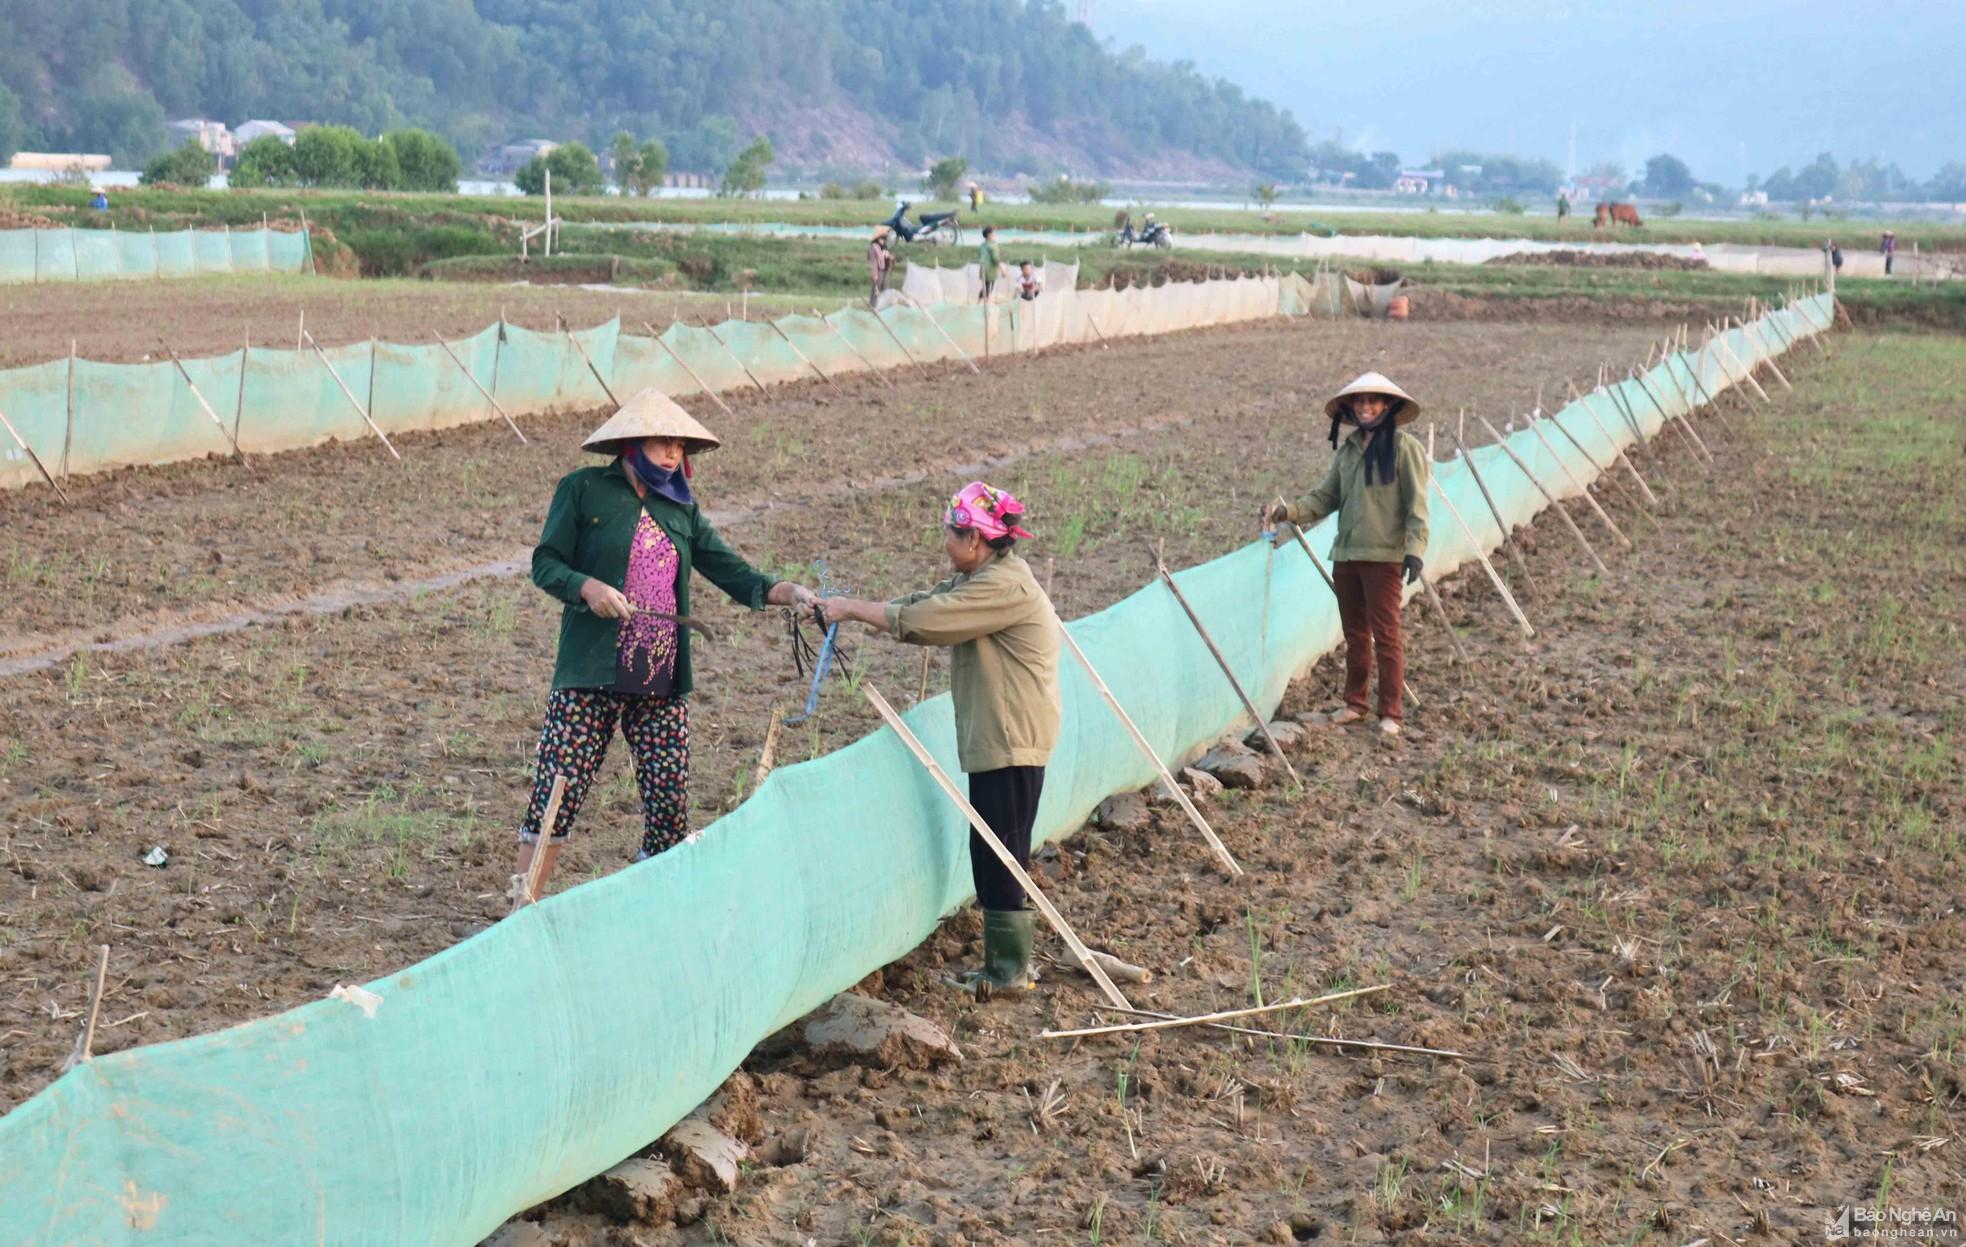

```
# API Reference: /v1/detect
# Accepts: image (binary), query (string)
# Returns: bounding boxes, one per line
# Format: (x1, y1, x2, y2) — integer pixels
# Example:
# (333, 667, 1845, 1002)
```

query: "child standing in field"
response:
(868, 226, 894, 307)
(977, 226, 1001, 302)
(1264, 373, 1429, 737)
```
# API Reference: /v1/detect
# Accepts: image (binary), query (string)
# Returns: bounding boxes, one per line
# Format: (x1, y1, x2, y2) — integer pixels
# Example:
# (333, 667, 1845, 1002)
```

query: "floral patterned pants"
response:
(518, 689, 691, 858)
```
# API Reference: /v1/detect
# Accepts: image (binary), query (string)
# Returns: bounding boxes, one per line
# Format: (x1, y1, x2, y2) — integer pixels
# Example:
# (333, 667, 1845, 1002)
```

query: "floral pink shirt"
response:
(615, 513, 681, 695)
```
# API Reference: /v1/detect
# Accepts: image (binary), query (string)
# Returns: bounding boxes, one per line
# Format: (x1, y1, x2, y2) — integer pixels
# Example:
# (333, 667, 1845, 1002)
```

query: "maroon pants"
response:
(1332, 561, 1405, 722)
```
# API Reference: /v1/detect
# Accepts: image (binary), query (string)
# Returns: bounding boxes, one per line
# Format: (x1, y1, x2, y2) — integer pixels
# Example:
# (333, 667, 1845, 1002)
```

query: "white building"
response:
(166, 118, 235, 159)
(234, 120, 297, 146)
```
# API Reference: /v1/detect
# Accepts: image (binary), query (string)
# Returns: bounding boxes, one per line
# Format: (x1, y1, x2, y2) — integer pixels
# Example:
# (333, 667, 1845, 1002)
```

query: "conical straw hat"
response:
(582, 388, 723, 455)
(1324, 372, 1421, 424)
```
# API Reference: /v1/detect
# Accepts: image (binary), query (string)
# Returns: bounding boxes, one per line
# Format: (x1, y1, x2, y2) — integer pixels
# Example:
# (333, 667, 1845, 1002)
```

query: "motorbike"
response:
(883, 201, 963, 246)
(1114, 218, 1173, 250)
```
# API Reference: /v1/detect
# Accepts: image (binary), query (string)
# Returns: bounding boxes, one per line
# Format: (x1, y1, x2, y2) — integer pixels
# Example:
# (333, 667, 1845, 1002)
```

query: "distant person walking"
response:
(1556, 191, 1570, 221)
(1829, 239, 1844, 272)
(868, 226, 894, 307)
(968, 181, 983, 212)
(1881, 231, 1896, 276)
(977, 226, 1002, 302)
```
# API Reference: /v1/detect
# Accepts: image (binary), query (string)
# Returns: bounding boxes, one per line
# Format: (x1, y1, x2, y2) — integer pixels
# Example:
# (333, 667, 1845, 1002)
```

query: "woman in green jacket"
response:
(1264, 373, 1430, 736)
(517, 389, 816, 903)
(819, 481, 1061, 997)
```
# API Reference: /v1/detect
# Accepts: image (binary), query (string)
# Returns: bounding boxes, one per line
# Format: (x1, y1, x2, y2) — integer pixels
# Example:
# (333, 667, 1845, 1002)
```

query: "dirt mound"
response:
(1484, 248, 1709, 271)
(0, 208, 62, 229)
(1347, 267, 1404, 285)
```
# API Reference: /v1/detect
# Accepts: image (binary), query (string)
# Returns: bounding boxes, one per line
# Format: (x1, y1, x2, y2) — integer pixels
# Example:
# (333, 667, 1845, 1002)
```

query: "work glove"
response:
(1402, 555, 1423, 586)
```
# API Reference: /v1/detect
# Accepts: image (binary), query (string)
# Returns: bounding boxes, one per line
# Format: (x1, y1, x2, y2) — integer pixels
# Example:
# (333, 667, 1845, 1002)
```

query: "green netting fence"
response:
(0, 296, 1830, 1244)
(0, 273, 1302, 490)
(0, 226, 312, 284)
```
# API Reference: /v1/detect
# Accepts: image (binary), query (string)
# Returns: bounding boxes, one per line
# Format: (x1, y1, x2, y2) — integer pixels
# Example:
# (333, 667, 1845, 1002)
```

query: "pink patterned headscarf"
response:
(945, 480, 1034, 540)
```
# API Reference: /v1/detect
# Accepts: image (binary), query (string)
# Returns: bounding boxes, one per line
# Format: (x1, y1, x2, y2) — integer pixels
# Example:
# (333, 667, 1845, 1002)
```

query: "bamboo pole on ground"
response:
(435, 335, 528, 443)
(1515, 410, 1631, 548)
(1277, 519, 1428, 698)
(1041, 985, 1387, 1040)
(303, 330, 401, 460)
(870, 307, 932, 377)
(767, 317, 839, 391)
(1447, 428, 1539, 594)
(1564, 379, 1659, 499)
(642, 322, 735, 416)
(899, 294, 983, 374)
(521, 775, 567, 906)
(563, 322, 621, 406)
(1427, 478, 1535, 639)
(0, 405, 69, 502)
(701, 322, 769, 396)
(1476, 415, 1606, 575)
(1630, 368, 1715, 464)
(1530, 408, 1661, 531)
(1060, 629, 1244, 877)
(159, 339, 253, 470)
(1087, 1001, 1465, 1059)
(1148, 544, 1300, 785)
(862, 683, 1132, 1010)
(813, 309, 894, 388)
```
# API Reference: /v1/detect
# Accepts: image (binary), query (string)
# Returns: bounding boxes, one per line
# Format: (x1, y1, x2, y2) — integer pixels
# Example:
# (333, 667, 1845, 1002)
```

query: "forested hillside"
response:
(0, 0, 1309, 180)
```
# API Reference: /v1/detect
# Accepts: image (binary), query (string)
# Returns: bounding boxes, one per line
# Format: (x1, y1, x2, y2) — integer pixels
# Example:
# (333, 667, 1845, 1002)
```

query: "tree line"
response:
(0, 0, 1309, 180)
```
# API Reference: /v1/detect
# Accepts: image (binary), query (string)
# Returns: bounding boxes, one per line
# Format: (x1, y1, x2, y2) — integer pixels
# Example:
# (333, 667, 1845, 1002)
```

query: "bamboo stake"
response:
(62, 944, 110, 1070)
(916, 649, 932, 704)
(862, 683, 1132, 1010)
(233, 332, 249, 448)
(562, 322, 621, 406)
(1662, 344, 1737, 437)
(1476, 415, 1606, 574)
(814, 309, 894, 387)
(749, 708, 783, 799)
(1516, 410, 1631, 548)
(303, 330, 401, 460)
(435, 335, 528, 443)
(1148, 545, 1300, 786)
(642, 322, 736, 415)
(1710, 333, 1771, 405)
(297, 307, 304, 354)
(1631, 368, 1715, 464)
(1734, 316, 1792, 390)
(1418, 573, 1473, 666)
(1041, 985, 1388, 1040)
(1090, 1002, 1465, 1059)
(487, 310, 508, 426)
(0, 405, 71, 502)
(366, 335, 378, 436)
(1574, 380, 1672, 494)
(1060, 628, 1244, 877)
(767, 317, 839, 390)
(1568, 378, 1664, 496)
(1448, 427, 1539, 593)
(1277, 519, 1424, 702)
(1427, 478, 1535, 638)
(1531, 407, 1661, 529)
(522, 775, 567, 905)
(158, 339, 253, 470)
(699, 321, 769, 395)
(62, 340, 75, 480)
(876, 304, 935, 373)
(1083, 309, 1111, 349)
(899, 294, 982, 374)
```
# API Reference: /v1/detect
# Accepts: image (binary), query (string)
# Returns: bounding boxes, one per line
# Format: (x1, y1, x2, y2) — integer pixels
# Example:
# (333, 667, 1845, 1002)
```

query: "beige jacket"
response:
(885, 552, 1061, 772)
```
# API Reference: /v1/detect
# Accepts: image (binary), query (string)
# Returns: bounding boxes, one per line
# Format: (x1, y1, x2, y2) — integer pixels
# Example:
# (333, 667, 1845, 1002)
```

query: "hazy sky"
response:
(1092, 0, 1964, 183)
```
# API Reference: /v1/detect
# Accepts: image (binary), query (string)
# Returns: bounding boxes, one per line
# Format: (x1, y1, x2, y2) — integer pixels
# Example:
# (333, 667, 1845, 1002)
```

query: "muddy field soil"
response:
(1485, 249, 1710, 271)
(2, 324, 1957, 1244)
(0, 317, 1662, 669)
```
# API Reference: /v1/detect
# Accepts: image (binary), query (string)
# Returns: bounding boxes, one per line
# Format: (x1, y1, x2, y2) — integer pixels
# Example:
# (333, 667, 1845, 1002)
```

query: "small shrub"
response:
(1028, 176, 1110, 204)
(1491, 196, 1527, 214)
(140, 140, 217, 188)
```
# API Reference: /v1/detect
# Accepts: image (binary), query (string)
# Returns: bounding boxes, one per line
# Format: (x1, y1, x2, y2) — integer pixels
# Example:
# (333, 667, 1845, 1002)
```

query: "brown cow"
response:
(1610, 202, 1643, 228)
(1593, 202, 1610, 228)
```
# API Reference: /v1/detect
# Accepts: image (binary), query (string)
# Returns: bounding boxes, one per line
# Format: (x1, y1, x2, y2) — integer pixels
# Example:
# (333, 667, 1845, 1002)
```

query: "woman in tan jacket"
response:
(820, 481, 1061, 997)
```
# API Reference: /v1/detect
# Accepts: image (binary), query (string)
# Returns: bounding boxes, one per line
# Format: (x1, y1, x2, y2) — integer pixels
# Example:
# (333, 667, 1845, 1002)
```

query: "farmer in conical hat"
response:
(819, 481, 1061, 998)
(1263, 372, 1430, 736)
(515, 388, 817, 904)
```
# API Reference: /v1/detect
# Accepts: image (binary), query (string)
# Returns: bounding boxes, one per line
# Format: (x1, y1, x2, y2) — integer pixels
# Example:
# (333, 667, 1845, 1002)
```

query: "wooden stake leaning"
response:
(1710, 333, 1771, 406)
(870, 308, 932, 377)
(1278, 519, 1425, 701)
(63, 340, 75, 479)
(563, 323, 621, 406)
(1733, 317, 1792, 391)
(1661, 344, 1737, 438)
(899, 294, 982, 374)
(303, 330, 401, 460)
(0, 405, 71, 502)
(435, 335, 528, 443)
(862, 683, 1132, 1010)
(1089, 1002, 1466, 1059)
(233, 333, 250, 449)
(749, 708, 784, 800)
(1059, 628, 1244, 877)
(1447, 428, 1539, 594)
(521, 774, 567, 906)
(1516, 411, 1632, 548)
(767, 318, 839, 390)
(1042, 984, 1388, 1040)
(1531, 407, 1660, 530)
(1427, 478, 1535, 639)
(1083, 310, 1112, 350)
(159, 339, 253, 470)
(813, 310, 893, 388)
(1568, 380, 1667, 498)
(1630, 368, 1715, 465)
(1476, 415, 1607, 574)
(701, 322, 769, 395)
(61, 945, 111, 1071)
(642, 322, 735, 416)
(1148, 545, 1300, 786)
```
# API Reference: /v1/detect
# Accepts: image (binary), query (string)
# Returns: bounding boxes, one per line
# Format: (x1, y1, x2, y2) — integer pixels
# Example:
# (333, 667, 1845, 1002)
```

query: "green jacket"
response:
(532, 459, 776, 693)
(1283, 428, 1431, 564)
(978, 240, 1000, 276)
(884, 551, 1061, 773)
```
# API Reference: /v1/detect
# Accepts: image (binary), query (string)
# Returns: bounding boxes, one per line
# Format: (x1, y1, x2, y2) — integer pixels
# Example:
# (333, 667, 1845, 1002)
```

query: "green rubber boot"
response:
(953, 909, 1037, 1000)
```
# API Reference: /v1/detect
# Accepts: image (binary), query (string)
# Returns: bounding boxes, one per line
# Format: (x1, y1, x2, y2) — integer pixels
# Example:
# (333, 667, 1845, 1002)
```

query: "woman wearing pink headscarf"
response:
(821, 481, 1061, 997)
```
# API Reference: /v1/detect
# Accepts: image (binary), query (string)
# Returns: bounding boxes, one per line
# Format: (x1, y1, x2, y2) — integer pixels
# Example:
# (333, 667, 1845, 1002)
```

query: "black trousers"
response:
(966, 765, 1044, 910)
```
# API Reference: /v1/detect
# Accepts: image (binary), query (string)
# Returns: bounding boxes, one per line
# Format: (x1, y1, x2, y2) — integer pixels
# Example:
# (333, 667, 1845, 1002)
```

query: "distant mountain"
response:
(0, 0, 1309, 182)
